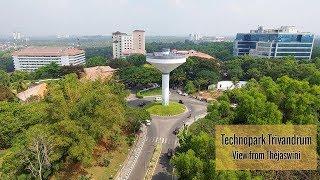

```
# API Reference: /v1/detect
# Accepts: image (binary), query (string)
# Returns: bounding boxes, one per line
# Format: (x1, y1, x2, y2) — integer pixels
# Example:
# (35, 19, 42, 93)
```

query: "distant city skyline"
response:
(0, 0, 319, 37)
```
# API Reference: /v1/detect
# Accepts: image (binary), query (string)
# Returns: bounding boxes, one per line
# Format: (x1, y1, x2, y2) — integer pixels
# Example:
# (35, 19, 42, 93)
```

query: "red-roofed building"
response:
(82, 66, 116, 81)
(172, 49, 214, 59)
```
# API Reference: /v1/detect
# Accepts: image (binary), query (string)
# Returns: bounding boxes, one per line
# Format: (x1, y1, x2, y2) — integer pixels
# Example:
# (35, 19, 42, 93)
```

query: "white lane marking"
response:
(146, 137, 178, 145)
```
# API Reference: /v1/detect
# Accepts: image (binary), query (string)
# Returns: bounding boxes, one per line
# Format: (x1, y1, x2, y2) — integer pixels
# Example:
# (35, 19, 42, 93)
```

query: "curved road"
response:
(127, 92, 207, 180)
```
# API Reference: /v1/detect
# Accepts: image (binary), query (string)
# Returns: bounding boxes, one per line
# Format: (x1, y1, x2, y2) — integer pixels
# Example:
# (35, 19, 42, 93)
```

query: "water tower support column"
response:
(162, 73, 170, 106)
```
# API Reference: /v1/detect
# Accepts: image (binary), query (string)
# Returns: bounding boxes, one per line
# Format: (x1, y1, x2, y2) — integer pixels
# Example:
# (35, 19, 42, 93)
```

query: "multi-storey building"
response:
(112, 30, 145, 59)
(132, 30, 146, 55)
(188, 33, 203, 42)
(12, 47, 86, 72)
(234, 26, 315, 59)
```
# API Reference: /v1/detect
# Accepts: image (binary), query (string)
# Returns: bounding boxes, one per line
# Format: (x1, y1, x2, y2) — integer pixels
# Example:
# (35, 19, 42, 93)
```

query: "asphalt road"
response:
(127, 92, 207, 180)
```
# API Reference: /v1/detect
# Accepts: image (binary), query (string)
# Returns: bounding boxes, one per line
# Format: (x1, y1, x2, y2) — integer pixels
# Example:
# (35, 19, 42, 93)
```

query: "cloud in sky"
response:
(0, 0, 318, 36)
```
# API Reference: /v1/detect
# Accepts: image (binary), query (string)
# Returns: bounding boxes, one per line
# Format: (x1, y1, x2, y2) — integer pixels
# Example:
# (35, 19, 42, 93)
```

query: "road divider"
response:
(144, 143, 162, 180)
(115, 125, 148, 180)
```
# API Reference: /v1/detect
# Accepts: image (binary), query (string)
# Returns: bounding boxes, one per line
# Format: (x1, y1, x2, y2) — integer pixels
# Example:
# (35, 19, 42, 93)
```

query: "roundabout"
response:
(125, 92, 208, 180)
(146, 102, 187, 117)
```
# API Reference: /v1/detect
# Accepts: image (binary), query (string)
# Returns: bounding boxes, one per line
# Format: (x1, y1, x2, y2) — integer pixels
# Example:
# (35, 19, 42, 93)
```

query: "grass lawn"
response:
(140, 87, 161, 97)
(86, 142, 130, 180)
(146, 102, 186, 116)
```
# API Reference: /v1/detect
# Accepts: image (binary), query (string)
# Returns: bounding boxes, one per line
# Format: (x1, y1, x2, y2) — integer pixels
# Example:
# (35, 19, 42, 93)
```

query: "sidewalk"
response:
(115, 125, 148, 180)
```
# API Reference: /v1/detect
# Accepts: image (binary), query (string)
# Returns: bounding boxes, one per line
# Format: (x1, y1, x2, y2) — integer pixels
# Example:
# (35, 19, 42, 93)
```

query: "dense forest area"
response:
(0, 74, 150, 179)
(172, 75, 320, 179)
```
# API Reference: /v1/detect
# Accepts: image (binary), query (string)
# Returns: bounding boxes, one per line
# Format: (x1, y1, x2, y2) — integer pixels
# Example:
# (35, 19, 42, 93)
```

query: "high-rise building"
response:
(188, 33, 203, 42)
(12, 47, 86, 72)
(132, 30, 146, 55)
(13, 32, 22, 40)
(234, 26, 315, 59)
(112, 30, 146, 59)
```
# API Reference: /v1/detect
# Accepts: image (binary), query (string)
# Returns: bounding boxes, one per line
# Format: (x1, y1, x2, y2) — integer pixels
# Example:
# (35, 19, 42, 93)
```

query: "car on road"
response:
(177, 90, 182, 95)
(154, 97, 162, 102)
(182, 93, 188, 96)
(173, 127, 180, 135)
(178, 100, 184, 104)
(145, 120, 151, 126)
(167, 149, 174, 158)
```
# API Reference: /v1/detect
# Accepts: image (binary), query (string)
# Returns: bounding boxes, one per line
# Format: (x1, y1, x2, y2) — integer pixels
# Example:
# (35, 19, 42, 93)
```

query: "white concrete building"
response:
(216, 81, 247, 91)
(13, 32, 22, 40)
(12, 47, 86, 72)
(112, 30, 146, 59)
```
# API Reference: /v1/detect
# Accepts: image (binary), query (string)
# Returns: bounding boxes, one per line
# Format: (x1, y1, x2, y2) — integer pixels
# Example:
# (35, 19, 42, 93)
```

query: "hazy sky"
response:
(0, 0, 318, 37)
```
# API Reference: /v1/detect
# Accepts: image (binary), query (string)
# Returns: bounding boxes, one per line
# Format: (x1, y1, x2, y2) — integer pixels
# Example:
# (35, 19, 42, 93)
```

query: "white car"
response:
(145, 120, 151, 126)
(177, 90, 182, 95)
(182, 93, 188, 96)
(154, 97, 162, 101)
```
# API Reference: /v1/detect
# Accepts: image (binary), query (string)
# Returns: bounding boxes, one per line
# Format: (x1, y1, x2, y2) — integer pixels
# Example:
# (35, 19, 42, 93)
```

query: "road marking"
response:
(146, 137, 177, 145)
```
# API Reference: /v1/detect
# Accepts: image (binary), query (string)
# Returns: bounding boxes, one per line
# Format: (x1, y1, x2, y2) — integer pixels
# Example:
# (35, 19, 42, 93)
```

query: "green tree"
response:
(118, 66, 161, 88)
(86, 56, 107, 67)
(0, 85, 14, 101)
(0, 70, 10, 87)
(184, 81, 196, 94)
(33, 62, 61, 80)
(126, 54, 146, 66)
(10, 71, 31, 83)
(171, 150, 204, 180)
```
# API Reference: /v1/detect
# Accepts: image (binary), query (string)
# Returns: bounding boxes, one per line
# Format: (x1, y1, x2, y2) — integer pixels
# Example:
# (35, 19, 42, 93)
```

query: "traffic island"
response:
(146, 102, 187, 117)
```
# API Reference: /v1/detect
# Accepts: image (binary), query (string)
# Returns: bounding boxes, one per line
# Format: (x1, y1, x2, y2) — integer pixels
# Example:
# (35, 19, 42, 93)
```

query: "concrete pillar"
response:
(162, 73, 170, 106)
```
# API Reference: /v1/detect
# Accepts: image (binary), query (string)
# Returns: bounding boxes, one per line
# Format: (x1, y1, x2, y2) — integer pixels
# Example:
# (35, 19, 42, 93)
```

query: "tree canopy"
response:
(0, 74, 150, 179)
(172, 76, 320, 179)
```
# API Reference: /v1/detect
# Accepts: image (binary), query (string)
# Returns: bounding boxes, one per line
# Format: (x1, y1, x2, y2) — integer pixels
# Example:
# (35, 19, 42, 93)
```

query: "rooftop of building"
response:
(112, 31, 127, 35)
(82, 66, 116, 81)
(248, 26, 311, 34)
(133, 30, 145, 33)
(147, 50, 186, 59)
(16, 83, 47, 102)
(172, 49, 214, 59)
(12, 46, 85, 57)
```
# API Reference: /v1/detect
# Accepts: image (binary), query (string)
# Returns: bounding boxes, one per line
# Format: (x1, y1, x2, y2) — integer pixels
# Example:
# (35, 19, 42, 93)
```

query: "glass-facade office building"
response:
(234, 27, 314, 59)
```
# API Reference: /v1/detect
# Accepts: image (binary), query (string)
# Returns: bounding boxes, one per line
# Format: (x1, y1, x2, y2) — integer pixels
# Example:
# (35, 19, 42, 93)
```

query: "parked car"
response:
(167, 149, 174, 158)
(145, 120, 151, 126)
(173, 127, 180, 135)
(178, 100, 184, 104)
(182, 93, 188, 96)
(154, 97, 162, 102)
(138, 102, 146, 107)
(177, 90, 182, 95)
